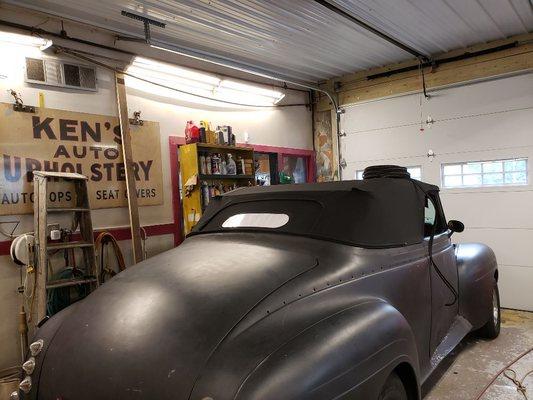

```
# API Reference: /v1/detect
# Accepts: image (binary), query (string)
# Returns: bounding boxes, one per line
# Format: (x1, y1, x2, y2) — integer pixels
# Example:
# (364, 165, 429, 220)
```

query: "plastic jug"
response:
(185, 121, 199, 144)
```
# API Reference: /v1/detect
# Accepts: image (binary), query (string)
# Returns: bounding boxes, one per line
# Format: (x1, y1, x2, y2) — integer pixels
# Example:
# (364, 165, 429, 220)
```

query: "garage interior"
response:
(0, 1, 532, 399)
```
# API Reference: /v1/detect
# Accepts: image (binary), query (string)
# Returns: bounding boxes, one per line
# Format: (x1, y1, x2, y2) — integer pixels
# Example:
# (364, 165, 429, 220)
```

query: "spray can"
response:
(221, 158, 227, 175)
(201, 182, 210, 207)
(199, 153, 207, 174)
(205, 154, 212, 174)
(211, 153, 221, 174)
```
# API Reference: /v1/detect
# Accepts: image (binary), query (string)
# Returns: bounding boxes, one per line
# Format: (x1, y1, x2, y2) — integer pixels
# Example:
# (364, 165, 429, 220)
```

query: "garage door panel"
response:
(441, 190, 533, 229)
(426, 74, 533, 120)
(497, 265, 533, 311)
(341, 74, 532, 135)
(341, 95, 420, 132)
(428, 112, 533, 154)
(456, 228, 533, 267)
(342, 110, 532, 164)
(342, 126, 434, 161)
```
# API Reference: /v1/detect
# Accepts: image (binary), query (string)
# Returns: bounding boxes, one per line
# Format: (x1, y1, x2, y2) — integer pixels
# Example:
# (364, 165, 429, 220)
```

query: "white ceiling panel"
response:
(5, 0, 533, 83)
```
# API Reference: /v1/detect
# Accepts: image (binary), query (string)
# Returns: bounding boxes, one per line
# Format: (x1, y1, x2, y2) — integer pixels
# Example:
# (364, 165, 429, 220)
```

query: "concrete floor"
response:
(423, 309, 533, 400)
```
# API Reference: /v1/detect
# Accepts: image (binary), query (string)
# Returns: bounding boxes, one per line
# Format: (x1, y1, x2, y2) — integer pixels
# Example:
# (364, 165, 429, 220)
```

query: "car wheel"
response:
(477, 284, 501, 339)
(378, 371, 407, 400)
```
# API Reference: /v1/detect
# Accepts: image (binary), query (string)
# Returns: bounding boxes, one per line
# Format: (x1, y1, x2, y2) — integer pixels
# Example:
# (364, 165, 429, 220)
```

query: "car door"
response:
(425, 193, 460, 354)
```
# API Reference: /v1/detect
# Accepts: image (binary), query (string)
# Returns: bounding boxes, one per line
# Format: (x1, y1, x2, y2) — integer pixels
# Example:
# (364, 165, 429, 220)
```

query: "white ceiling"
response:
(6, 0, 533, 83)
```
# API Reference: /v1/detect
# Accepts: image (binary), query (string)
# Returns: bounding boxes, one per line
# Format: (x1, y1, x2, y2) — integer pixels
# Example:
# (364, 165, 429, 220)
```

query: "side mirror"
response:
(447, 220, 465, 236)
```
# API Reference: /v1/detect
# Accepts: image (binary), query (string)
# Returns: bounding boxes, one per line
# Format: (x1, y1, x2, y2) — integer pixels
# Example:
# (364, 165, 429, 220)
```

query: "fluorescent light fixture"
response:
(0, 31, 50, 48)
(126, 56, 285, 107)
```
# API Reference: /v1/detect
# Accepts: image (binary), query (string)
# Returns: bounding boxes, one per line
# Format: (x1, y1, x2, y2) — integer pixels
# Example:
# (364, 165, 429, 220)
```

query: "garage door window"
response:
(442, 158, 528, 188)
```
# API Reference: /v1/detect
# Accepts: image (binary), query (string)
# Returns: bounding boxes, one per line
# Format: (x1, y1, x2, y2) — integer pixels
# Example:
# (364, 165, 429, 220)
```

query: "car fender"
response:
(234, 299, 420, 400)
(456, 243, 498, 330)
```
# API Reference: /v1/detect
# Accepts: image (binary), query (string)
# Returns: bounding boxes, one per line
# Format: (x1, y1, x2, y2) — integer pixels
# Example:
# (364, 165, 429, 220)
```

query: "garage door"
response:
(340, 73, 533, 311)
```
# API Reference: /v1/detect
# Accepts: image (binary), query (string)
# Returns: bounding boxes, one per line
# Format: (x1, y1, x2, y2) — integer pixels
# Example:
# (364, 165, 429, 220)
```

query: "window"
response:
(222, 213, 289, 229)
(356, 166, 422, 180)
(424, 194, 447, 237)
(280, 155, 308, 184)
(441, 158, 528, 188)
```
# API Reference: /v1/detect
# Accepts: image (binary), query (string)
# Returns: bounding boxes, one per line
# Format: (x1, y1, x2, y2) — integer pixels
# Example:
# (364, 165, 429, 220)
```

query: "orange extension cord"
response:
(474, 347, 533, 400)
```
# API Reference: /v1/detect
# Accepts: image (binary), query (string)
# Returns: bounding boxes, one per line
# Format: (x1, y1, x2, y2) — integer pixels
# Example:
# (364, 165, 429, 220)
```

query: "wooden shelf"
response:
(196, 143, 253, 152)
(179, 142, 255, 235)
(47, 241, 94, 251)
(46, 277, 97, 289)
(47, 207, 90, 213)
(199, 174, 255, 180)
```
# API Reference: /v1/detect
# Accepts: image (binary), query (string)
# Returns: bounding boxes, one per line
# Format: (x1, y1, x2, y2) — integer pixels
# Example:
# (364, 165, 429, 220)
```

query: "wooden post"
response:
(34, 174, 48, 325)
(115, 72, 143, 264)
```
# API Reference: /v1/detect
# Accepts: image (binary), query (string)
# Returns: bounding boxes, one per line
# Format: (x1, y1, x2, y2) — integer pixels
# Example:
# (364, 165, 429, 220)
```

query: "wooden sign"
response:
(0, 103, 163, 215)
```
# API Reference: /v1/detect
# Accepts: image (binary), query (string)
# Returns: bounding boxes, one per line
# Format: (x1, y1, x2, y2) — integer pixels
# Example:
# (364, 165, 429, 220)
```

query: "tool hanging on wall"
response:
(33, 171, 99, 325)
(95, 232, 126, 283)
(9, 234, 35, 362)
(129, 110, 144, 126)
(8, 89, 35, 113)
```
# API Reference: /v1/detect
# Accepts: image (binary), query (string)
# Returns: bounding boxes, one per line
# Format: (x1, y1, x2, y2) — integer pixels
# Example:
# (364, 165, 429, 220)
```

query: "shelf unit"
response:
(179, 142, 255, 234)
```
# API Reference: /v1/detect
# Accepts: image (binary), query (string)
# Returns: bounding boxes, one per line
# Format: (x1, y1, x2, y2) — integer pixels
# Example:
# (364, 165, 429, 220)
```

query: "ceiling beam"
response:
(313, 0, 431, 62)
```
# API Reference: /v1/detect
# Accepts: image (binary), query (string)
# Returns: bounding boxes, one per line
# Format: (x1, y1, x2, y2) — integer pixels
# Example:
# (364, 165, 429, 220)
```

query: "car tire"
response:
(477, 284, 501, 339)
(378, 371, 408, 400)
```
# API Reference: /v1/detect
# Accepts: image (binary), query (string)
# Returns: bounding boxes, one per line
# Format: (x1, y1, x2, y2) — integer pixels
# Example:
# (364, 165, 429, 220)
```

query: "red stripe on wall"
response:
(0, 223, 177, 256)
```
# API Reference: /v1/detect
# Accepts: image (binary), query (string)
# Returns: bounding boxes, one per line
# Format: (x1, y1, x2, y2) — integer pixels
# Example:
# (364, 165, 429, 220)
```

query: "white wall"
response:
(0, 35, 312, 369)
(340, 73, 533, 311)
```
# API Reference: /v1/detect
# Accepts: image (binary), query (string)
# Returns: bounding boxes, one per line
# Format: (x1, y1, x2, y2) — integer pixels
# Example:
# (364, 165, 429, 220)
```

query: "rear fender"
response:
(456, 243, 498, 330)
(235, 299, 420, 400)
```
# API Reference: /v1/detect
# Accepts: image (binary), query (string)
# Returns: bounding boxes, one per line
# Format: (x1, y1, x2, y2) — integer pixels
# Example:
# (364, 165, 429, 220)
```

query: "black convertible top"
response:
(193, 178, 440, 248)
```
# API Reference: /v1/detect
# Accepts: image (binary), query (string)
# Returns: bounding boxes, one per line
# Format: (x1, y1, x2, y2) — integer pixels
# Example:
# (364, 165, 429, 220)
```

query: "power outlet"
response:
(47, 224, 60, 238)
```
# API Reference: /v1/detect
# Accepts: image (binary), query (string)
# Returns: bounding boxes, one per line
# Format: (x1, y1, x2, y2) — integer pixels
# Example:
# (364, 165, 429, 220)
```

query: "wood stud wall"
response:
(316, 33, 533, 111)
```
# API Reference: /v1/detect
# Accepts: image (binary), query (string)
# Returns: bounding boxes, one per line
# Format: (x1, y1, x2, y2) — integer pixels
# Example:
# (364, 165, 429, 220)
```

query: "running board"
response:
(429, 316, 472, 372)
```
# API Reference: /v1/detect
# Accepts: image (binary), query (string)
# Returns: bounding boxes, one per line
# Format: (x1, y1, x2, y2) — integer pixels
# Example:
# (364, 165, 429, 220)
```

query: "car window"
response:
(425, 198, 436, 225)
(424, 197, 436, 237)
(222, 213, 289, 229)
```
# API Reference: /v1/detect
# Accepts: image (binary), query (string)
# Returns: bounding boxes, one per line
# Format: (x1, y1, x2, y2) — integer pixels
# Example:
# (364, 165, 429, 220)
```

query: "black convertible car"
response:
(15, 166, 500, 400)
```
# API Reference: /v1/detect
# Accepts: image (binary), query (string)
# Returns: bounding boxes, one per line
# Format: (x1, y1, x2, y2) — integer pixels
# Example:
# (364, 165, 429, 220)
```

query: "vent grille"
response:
(26, 58, 45, 82)
(25, 57, 97, 91)
(45, 59, 62, 86)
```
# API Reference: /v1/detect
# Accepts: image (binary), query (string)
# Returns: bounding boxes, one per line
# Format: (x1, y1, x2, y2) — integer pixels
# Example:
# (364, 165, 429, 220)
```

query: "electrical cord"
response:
(427, 220, 458, 306)
(474, 347, 533, 400)
(54, 46, 309, 109)
(503, 368, 533, 399)
(409, 176, 458, 306)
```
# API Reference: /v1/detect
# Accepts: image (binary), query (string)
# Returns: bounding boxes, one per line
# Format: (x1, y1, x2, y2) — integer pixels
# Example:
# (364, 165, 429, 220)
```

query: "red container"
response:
(185, 121, 200, 144)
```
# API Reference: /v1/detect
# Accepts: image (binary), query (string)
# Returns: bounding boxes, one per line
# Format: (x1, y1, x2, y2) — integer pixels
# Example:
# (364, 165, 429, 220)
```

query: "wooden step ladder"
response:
(33, 171, 98, 325)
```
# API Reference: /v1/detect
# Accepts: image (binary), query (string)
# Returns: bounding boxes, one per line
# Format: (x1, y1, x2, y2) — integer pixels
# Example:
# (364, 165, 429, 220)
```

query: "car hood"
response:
(35, 233, 318, 400)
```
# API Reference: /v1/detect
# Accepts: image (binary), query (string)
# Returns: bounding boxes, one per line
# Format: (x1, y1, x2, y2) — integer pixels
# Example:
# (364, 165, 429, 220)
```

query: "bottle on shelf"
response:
(236, 156, 245, 175)
(185, 121, 199, 144)
(211, 153, 221, 175)
(205, 154, 212, 175)
(221, 157, 227, 175)
(226, 153, 237, 175)
(199, 153, 207, 174)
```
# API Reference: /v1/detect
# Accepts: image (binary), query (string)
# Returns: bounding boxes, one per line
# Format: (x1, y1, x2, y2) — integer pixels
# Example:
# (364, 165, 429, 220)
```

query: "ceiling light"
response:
(131, 57, 220, 86)
(0, 31, 50, 48)
(127, 55, 286, 107)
